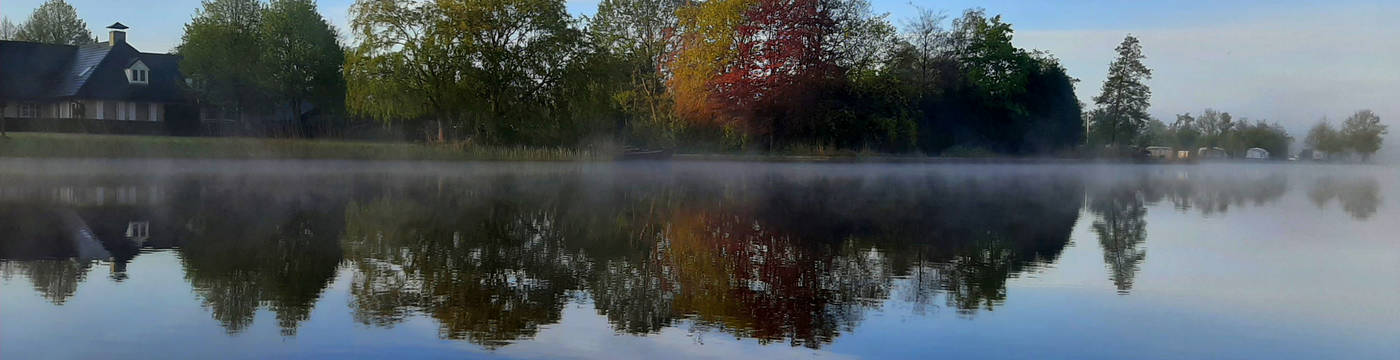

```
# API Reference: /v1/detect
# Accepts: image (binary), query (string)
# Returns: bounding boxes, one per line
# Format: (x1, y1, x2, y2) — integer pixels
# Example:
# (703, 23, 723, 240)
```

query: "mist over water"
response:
(1, 160, 1396, 359)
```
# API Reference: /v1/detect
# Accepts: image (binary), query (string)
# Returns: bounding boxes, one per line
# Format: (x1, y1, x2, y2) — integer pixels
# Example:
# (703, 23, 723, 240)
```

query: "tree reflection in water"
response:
(339, 172, 1087, 348)
(1308, 177, 1382, 220)
(1085, 171, 1294, 293)
(0, 166, 1381, 350)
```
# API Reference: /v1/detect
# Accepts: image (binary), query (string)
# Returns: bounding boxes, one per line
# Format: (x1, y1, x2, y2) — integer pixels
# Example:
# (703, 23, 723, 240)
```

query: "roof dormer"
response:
(126, 59, 149, 85)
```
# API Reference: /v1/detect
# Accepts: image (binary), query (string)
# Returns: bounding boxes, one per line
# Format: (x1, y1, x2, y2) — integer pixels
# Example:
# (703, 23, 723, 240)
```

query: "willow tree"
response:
(14, 0, 92, 45)
(346, 0, 467, 142)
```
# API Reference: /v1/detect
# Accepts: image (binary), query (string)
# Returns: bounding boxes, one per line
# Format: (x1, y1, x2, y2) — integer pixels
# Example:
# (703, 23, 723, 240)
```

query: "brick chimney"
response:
(107, 22, 129, 46)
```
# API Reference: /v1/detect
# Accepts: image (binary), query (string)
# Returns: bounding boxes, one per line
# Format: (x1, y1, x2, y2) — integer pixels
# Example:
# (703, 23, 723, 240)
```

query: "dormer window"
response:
(126, 59, 150, 85)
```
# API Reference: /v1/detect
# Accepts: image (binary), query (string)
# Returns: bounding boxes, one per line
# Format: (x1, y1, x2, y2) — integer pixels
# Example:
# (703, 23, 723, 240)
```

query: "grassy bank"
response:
(0, 133, 604, 161)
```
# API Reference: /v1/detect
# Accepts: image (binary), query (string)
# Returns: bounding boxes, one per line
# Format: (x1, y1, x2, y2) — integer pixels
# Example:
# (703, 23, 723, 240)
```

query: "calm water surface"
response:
(1, 160, 1396, 359)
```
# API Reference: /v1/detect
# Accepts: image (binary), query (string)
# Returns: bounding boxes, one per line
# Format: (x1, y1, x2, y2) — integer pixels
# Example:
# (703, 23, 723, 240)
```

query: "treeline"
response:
(1303, 110, 1388, 161)
(343, 0, 1084, 153)
(1142, 109, 1294, 159)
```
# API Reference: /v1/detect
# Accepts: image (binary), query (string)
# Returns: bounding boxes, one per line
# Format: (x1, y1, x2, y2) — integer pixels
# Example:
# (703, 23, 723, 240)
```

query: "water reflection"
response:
(1308, 177, 1382, 220)
(0, 164, 1387, 351)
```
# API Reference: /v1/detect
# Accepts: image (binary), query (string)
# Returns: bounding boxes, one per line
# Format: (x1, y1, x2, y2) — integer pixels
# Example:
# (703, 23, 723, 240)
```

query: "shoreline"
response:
(0, 132, 1358, 165)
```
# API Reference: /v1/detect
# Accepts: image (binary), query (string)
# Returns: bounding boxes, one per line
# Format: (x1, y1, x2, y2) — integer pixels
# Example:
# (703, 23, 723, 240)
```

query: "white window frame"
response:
(126, 60, 150, 85)
(19, 103, 38, 118)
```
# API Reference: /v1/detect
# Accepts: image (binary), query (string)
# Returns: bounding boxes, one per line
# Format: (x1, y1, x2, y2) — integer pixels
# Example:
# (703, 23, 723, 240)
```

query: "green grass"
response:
(0, 132, 605, 161)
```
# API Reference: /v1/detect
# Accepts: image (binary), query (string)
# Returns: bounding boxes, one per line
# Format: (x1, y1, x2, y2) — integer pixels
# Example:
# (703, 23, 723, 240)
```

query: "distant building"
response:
(1245, 147, 1270, 160)
(1197, 147, 1228, 159)
(1145, 146, 1173, 160)
(0, 23, 190, 134)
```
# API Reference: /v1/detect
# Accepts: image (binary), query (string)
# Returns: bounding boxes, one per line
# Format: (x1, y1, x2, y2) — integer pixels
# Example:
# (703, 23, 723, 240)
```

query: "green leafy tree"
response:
(178, 0, 267, 125)
(14, 0, 92, 45)
(1304, 120, 1344, 157)
(346, 0, 465, 142)
(347, 0, 581, 144)
(1090, 35, 1152, 149)
(1194, 109, 1232, 148)
(260, 0, 346, 137)
(590, 0, 682, 145)
(1339, 110, 1387, 161)
(1170, 113, 1200, 149)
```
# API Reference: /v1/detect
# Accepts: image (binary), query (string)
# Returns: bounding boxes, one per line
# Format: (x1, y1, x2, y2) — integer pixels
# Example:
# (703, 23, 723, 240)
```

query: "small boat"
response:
(618, 148, 673, 161)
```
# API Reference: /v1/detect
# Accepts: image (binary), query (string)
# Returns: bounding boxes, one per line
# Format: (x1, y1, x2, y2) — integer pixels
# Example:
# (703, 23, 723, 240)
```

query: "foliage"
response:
(1304, 121, 1344, 156)
(346, 0, 586, 145)
(590, 0, 683, 146)
(13, 0, 92, 45)
(1089, 35, 1152, 149)
(0, 17, 19, 40)
(1339, 110, 1387, 161)
(178, 0, 267, 120)
(898, 9, 1083, 154)
(259, 0, 346, 137)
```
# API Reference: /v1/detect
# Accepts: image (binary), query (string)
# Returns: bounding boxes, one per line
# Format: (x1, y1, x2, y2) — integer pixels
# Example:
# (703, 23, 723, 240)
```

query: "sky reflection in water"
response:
(0, 161, 1396, 359)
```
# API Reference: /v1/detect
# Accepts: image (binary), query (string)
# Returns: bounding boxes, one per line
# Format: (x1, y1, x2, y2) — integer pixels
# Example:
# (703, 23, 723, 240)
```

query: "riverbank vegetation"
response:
(2, 0, 1389, 160)
(0, 132, 601, 161)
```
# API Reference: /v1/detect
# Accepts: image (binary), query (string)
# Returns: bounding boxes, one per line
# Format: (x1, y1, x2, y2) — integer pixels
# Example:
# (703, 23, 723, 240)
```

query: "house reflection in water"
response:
(0, 165, 1384, 349)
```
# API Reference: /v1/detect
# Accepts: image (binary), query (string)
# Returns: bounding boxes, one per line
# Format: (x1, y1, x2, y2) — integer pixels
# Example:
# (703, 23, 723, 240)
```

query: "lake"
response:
(1, 160, 1396, 359)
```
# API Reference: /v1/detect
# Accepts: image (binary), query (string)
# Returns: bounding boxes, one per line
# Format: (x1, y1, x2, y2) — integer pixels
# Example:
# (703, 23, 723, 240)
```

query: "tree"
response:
(1304, 121, 1344, 157)
(1090, 35, 1152, 149)
(178, 0, 266, 127)
(260, 0, 346, 137)
(1339, 110, 1387, 161)
(900, 7, 948, 92)
(590, 0, 683, 145)
(13, 0, 92, 45)
(1170, 113, 1200, 149)
(0, 17, 19, 40)
(1194, 109, 1232, 148)
(667, 0, 753, 126)
(347, 0, 581, 144)
(346, 0, 465, 142)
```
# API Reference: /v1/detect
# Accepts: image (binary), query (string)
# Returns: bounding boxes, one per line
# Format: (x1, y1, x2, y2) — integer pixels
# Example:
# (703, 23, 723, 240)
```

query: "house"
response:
(1145, 146, 1173, 160)
(1197, 147, 1228, 159)
(0, 23, 190, 134)
(1245, 147, 1269, 160)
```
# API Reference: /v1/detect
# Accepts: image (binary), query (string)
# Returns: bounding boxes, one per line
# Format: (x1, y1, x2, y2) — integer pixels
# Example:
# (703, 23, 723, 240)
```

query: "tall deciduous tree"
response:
(178, 0, 266, 124)
(260, 0, 346, 137)
(668, 0, 752, 126)
(1091, 35, 1152, 149)
(0, 17, 19, 40)
(1340, 110, 1386, 161)
(347, 0, 582, 144)
(1305, 120, 1344, 156)
(14, 0, 92, 45)
(346, 0, 465, 142)
(590, 0, 682, 145)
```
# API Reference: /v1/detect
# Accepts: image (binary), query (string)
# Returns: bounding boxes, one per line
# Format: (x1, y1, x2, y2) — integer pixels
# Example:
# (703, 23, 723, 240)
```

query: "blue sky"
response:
(4, 0, 1398, 156)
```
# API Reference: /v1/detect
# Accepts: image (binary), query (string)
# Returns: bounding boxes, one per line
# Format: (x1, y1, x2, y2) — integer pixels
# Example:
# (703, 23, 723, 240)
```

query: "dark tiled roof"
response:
(0, 40, 186, 103)
(0, 41, 77, 100)
(54, 44, 112, 97)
